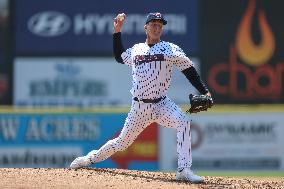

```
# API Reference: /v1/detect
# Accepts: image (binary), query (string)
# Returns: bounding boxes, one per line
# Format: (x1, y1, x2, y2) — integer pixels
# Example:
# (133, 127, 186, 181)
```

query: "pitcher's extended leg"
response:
(70, 102, 153, 168)
(88, 118, 148, 163)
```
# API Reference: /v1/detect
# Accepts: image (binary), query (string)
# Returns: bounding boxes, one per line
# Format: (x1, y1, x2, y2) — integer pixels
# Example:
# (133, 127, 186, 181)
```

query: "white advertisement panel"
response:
(14, 57, 132, 107)
(159, 111, 284, 171)
(14, 57, 199, 107)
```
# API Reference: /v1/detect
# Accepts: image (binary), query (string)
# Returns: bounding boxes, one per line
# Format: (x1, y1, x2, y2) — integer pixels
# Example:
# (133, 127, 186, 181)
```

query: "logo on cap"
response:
(154, 12, 161, 17)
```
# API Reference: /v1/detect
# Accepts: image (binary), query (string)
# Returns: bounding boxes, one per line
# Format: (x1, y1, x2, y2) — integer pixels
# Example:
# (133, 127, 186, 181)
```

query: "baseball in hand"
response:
(117, 13, 125, 21)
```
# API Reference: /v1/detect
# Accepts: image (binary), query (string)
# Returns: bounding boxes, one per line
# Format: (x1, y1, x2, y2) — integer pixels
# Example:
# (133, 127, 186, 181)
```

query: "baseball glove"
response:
(186, 94, 213, 114)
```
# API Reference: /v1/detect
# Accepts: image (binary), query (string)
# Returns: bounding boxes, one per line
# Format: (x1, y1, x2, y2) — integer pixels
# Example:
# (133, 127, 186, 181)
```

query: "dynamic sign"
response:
(159, 110, 284, 170)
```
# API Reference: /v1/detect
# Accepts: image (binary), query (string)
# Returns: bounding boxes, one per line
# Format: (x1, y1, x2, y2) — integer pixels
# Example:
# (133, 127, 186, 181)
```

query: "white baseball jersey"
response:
(87, 41, 194, 170)
(121, 41, 194, 99)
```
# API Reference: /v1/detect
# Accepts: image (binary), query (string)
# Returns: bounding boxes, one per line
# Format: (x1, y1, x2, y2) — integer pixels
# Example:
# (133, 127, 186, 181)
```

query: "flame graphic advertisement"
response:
(201, 0, 284, 103)
(236, 0, 275, 66)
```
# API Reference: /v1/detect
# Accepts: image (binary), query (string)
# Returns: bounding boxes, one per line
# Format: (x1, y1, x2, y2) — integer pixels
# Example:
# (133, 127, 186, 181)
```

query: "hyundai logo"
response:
(28, 11, 71, 37)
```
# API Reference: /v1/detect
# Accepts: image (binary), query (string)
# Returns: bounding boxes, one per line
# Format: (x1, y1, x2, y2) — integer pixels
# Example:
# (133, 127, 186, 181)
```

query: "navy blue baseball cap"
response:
(145, 12, 167, 25)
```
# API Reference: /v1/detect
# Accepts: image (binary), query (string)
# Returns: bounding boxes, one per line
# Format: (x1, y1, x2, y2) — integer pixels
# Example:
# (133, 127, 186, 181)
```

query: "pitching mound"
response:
(0, 168, 283, 189)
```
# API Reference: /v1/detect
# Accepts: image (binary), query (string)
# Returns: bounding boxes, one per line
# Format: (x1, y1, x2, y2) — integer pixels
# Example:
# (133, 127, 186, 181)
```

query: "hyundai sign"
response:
(14, 0, 199, 55)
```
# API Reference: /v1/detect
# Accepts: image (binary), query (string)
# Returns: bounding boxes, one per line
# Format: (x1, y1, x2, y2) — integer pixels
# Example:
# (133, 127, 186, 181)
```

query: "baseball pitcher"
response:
(70, 12, 213, 183)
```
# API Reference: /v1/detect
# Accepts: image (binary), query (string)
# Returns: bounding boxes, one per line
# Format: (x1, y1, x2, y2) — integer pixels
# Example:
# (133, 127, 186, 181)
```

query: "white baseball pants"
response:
(88, 97, 192, 170)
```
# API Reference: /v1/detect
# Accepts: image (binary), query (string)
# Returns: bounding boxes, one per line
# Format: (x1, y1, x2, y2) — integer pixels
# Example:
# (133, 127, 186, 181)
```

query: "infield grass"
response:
(197, 171, 284, 180)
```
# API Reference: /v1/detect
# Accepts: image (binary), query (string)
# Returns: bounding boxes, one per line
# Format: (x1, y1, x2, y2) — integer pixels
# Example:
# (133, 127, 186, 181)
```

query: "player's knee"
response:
(174, 113, 190, 125)
(177, 116, 190, 129)
(180, 113, 190, 123)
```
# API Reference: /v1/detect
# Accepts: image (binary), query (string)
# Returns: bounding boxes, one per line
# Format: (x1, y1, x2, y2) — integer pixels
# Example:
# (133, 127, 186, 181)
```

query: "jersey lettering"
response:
(134, 54, 164, 66)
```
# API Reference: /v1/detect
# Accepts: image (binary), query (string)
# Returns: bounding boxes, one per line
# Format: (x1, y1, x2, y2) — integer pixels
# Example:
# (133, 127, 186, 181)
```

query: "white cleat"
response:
(176, 168, 204, 183)
(70, 150, 97, 169)
(70, 156, 91, 169)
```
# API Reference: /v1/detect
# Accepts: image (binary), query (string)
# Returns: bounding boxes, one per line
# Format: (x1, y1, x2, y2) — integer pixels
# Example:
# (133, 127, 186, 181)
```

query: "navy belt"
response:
(133, 96, 166, 103)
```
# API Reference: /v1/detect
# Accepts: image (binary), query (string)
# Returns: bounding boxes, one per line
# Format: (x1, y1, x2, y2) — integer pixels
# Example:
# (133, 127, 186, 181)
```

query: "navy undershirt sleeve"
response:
(182, 67, 209, 95)
(113, 32, 125, 63)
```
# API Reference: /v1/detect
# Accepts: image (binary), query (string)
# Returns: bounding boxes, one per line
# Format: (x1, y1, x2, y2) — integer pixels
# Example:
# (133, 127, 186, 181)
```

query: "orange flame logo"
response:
(236, 0, 275, 66)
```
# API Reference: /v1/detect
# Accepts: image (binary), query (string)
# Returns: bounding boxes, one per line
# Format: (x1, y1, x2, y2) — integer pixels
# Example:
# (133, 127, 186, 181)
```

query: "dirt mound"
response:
(0, 168, 283, 189)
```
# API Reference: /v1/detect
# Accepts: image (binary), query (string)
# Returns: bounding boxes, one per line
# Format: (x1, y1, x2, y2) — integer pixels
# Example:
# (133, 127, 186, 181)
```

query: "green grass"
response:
(197, 171, 284, 178)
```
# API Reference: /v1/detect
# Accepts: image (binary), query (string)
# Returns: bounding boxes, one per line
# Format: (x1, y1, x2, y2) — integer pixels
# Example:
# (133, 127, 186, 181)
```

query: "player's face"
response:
(145, 20, 164, 41)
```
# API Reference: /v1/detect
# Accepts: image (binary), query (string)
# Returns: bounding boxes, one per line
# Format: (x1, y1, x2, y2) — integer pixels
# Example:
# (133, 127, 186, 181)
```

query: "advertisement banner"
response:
(14, 57, 132, 106)
(201, 0, 284, 103)
(0, 110, 158, 170)
(14, 0, 199, 55)
(14, 57, 199, 107)
(159, 109, 284, 171)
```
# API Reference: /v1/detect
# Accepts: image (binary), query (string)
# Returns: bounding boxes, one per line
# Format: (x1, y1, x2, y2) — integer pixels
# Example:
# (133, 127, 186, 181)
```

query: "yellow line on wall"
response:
(0, 104, 283, 114)
(180, 104, 284, 113)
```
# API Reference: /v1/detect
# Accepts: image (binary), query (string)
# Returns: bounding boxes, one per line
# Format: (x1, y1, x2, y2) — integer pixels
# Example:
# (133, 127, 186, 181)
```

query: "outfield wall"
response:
(0, 105, 283, 170)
